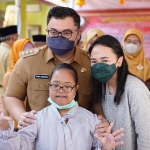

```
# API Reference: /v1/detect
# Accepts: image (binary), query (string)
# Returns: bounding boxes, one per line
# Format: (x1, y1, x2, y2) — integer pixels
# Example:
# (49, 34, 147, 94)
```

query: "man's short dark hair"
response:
(47, 6, 80, 28)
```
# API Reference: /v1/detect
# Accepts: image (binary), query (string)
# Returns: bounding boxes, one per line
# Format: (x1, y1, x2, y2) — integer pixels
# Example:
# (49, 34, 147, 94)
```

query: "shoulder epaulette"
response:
(20, 45, 47, 58)
(82, 50, 89, 58)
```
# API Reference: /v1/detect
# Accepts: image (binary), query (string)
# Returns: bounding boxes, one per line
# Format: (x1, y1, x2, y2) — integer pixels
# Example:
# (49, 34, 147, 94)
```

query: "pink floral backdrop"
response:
(79, 9, 150, 60)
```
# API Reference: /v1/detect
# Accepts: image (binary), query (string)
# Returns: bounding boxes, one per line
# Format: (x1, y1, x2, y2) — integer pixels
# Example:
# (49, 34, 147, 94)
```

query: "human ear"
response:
(9, 35, 13, 40)
(76, 85, 79, 90)
(117, 56, 123, 67)
(12, 35, 18, 40)
(47, 82, 51, 90)
(76, 29, 81, 41)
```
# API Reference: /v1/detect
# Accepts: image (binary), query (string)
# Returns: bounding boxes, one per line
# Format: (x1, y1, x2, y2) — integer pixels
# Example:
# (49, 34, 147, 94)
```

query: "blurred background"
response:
(0, 0, 150, 58)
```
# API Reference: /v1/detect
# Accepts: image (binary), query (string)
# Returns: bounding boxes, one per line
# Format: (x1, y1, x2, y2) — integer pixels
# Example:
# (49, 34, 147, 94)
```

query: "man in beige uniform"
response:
(5, 7, 105, 129)
(32, 34, 46, 47)
(6, 44, 92, 111)
(0, 25, 18, 96)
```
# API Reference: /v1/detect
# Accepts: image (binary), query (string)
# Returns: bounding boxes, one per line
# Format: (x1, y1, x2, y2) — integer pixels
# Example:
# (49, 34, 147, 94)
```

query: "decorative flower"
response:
(75, 0, 86, 7)
(137, 64, 144, 71)
(120, 0, 125, 5)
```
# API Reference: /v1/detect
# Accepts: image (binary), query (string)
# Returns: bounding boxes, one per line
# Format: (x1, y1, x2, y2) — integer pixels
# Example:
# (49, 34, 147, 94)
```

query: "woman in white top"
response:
(88, 35, 150, 150)
(0, 63, 124, 150)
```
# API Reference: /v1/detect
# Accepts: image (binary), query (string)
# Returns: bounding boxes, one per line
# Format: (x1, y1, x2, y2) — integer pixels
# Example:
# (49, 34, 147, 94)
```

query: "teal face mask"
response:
(91, 63, 117, 82)
(47, 97, 76, 109)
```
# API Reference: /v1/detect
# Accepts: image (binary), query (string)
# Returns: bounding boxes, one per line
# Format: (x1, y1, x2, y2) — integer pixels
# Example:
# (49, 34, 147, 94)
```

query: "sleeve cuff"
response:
(0, 121, 17, 141)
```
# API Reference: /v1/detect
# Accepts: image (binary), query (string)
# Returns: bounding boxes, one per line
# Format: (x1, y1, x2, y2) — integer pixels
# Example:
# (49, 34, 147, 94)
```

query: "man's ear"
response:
(11, 35, 17, 41)
(76, 29, 81, 42)
(9, 35, 13, 40)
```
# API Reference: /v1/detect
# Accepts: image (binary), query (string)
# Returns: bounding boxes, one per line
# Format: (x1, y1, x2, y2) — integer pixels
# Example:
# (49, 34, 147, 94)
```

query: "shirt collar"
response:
(51, 102, 79, 120)
(73, 46, 82, 66)
(44, 46, 55, 63)
(1, 42, 10, 49)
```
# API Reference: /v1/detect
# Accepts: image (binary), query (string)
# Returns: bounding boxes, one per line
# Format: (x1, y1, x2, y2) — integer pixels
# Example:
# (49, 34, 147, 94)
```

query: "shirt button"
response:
(81, 68, 86, 73)
(80, 119, 85, 124)
(39, 84, 42, 88)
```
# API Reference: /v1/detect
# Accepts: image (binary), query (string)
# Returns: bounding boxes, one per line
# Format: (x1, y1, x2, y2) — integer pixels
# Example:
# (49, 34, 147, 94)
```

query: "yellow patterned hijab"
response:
(122, 28, 150, 82)
(83, 28, 104, 51)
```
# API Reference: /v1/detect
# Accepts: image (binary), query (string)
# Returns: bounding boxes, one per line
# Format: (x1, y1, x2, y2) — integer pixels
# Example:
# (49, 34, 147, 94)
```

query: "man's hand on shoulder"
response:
(18, 110, 37, 129)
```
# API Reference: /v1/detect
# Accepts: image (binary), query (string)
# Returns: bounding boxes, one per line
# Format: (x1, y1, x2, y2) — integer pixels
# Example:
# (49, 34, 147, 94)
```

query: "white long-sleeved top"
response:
(0, 103, 102, 150)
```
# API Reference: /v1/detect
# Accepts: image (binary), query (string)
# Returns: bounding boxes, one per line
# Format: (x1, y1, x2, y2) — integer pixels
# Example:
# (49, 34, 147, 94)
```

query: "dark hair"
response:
(88, 35, 128, 105)
(50, 63, 78, 101)
(47, 6, 80, 28)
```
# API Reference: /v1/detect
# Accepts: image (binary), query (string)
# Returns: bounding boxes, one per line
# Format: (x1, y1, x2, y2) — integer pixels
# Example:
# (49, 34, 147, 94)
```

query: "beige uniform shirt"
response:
(0, 42, 11, 85)
(5, 45, 92, 111)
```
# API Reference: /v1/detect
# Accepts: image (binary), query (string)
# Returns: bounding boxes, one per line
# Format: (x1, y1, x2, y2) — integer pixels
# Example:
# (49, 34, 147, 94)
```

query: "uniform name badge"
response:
(35, 74, 49, 79)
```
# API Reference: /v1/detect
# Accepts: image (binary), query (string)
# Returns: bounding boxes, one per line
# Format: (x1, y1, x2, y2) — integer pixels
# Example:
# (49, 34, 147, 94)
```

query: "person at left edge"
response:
(2, 38, 34, 130)
(0, 25, 18, 97)
(2, 38, 34, 92)
(4, 7, 107, 131)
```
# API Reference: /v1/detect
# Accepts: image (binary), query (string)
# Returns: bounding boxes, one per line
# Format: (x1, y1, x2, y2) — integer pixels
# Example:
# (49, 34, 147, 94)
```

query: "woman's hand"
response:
(95, 115, 109, 134)
(18, 110, 37, 129)
(94, 122, 124, 150)
(0, 97, 12, 130)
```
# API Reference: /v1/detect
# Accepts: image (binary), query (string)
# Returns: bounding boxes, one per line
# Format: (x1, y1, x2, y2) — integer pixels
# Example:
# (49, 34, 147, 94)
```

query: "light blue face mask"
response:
(47, 97, 76, 109)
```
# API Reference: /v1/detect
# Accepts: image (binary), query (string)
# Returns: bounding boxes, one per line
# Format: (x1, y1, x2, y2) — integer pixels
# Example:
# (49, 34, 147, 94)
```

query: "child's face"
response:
(49, 69, 78, 106)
